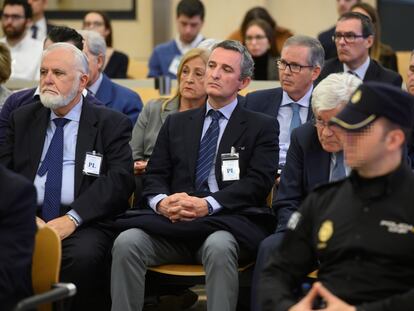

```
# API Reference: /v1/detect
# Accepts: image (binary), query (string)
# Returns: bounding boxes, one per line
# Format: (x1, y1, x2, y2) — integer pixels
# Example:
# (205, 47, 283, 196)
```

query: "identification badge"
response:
(168, 55, 181, 75)
(83, 151, 103, 176)
(221, 147, 240, 181)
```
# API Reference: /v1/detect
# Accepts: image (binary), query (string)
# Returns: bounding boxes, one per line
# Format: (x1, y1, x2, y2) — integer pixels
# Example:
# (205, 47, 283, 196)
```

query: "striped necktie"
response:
(195, 110, 222, 191)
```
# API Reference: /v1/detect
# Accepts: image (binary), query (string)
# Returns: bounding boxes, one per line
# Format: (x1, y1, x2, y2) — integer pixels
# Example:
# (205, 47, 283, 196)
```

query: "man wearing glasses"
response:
(245, 35, 324, 171)
(0, 0, 43, 81)
(317, 12, 401, 87)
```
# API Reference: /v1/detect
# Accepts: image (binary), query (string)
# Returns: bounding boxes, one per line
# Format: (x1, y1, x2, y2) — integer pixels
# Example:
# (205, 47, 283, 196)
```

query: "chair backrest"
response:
(32, 226, 61, 311)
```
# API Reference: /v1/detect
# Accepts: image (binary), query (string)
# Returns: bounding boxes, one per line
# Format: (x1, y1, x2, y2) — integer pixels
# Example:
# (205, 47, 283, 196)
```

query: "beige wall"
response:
(49, 0, 153, 60)
(6, 0, 377, 61)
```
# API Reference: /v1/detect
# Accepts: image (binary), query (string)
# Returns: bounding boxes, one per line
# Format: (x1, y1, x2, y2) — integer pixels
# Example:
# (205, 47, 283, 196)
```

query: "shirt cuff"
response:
(66, 209, 82, 226)
(148, 194, 167, 213)
(205, 196, 223, 215)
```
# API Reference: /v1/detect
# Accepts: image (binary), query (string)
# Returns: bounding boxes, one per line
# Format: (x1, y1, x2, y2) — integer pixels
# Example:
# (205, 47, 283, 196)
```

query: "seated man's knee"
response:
(113, 228, 151, 261)
(202, 231, 239, 263)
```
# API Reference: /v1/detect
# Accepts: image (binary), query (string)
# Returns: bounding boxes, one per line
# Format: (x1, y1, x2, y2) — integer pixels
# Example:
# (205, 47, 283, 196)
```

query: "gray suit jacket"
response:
(130, 96, 179, 161)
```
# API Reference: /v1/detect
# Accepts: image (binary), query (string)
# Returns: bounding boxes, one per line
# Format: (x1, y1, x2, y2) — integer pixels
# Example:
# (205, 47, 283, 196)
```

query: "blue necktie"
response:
(331, 151, 346, 181)
(195, 110, 222, 191)
(289, 102, 302, 134)
(31, 25, 38, 39)
(38, 118, 70, 221)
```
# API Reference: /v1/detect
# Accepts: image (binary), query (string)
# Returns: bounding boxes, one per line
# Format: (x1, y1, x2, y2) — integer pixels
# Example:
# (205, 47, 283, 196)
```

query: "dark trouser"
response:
(60, 225, 115, 311)
(250, 232, 285, 311)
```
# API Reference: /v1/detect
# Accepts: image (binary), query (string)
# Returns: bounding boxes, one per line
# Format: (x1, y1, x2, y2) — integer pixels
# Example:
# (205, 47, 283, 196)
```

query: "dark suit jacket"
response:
(96, 74, 143, 125)
(104, 50, 129, 79)
(244, 87, 314, 121)
(318, 26, 337, 60)
(316, 57, 403, 87)
(0, 164, 36, 311)
(274, 122, 330, 232)
(0, 87, 102, 146)
(118, 102, 279, 254)
(0, 97, 134, 223)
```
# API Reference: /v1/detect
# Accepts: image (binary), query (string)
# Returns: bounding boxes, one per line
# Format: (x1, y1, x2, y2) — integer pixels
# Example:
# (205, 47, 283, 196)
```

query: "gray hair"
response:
(42, 42, 89, 75)
(78, 30, 107, 66)
(212, 40, 254, 80)
(312, 73, 362, 114)
(283, 35, 325, 68)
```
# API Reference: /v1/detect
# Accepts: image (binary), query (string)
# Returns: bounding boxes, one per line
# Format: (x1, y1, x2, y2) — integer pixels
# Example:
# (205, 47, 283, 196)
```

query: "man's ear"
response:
(97, 54, 105, 71)
(238, 76, 251, 91)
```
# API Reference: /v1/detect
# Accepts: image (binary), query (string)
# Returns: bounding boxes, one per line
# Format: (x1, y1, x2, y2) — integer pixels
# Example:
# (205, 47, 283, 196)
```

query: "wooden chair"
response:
(14, 226, 76, 311)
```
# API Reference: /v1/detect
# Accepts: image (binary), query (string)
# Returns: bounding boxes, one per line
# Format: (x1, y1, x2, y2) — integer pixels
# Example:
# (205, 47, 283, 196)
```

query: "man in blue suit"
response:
(250, 73, 362, 311)
(147, 0, 205, 79)
(79, 30, 143, 125)
(244, 35, 324, 169)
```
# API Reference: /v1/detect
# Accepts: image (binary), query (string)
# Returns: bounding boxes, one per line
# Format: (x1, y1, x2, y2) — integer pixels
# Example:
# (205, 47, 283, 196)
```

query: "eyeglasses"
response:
(313, 118, 333, 129)
(1, 14, 25, 21)
(245, 35, 267, 42)
(277, 60, 314, 73)
(83, 21, 104, 28)
(332, 32, 366, 43)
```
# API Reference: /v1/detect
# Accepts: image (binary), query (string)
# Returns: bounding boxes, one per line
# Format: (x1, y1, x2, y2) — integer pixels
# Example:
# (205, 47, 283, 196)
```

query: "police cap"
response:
(330, 82, 414, 131)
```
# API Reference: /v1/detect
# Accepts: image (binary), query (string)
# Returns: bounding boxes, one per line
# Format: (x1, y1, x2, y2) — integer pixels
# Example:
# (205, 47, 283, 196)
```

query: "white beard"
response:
(40, 80, 80, 110)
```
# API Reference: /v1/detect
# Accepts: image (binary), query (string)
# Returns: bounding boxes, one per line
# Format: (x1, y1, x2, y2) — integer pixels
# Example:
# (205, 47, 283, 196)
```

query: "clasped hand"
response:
(157, 193, 209, 222)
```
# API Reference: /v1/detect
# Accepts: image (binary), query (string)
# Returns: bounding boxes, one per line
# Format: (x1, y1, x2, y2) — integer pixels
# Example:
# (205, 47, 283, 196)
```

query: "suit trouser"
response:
(250, 232, 285, 311)
(111, 229, 240, 311)
(60, 225, 115, 311)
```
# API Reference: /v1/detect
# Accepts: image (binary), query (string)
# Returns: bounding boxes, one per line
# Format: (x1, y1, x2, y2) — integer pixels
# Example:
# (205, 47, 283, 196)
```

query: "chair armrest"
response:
(13, 283, 76, 311)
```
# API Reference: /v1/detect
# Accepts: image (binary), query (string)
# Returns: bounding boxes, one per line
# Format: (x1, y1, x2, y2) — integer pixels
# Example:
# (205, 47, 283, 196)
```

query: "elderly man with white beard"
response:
(0, 42, 134, 311)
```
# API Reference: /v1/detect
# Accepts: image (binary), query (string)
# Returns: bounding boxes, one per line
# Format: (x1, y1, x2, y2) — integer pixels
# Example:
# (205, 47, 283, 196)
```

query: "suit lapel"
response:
(215, 104, 247, 185)
(95, 74, 112, 106)
(307, 128, 331, 188)
(74, 99, 98, 197)
(28, 105, 49, 181)
(273, 89, 283, 118)
(185, 107, 205, 186)
(363, 59, 378, 82)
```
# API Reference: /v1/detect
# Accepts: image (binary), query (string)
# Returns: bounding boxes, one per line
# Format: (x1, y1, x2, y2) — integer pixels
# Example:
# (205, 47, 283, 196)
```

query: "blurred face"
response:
(176, 14, 203, 44)
(179, 56, 207, 101)
(28, 0, 47, 18)
(279, 45, 320, 101)
(407, 55, 414, 95)
(337, 0, 359, 16)
(315, 106, 344, 153)
(339, 118, 387, 170)
(205, 47, 250, 106)
(335, 18, 373, 69)
(39, 48, 88, 110)
(1, 5, 28, 40)
(245, 24, 270, 57)
(83, 43, 104, 86)
(83, 12, 109, 39)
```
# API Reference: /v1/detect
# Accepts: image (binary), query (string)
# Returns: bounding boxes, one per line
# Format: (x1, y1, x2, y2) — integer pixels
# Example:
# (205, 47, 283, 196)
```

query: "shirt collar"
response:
(88, 73, 103, 95)
(205, 97, 238, 120)
(50, 96, 83, 122)
(281, 85, 313, 107)
(34, 17, 47, 33)
(175, 33, 204, 54)
(343, 56, 370, 80)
